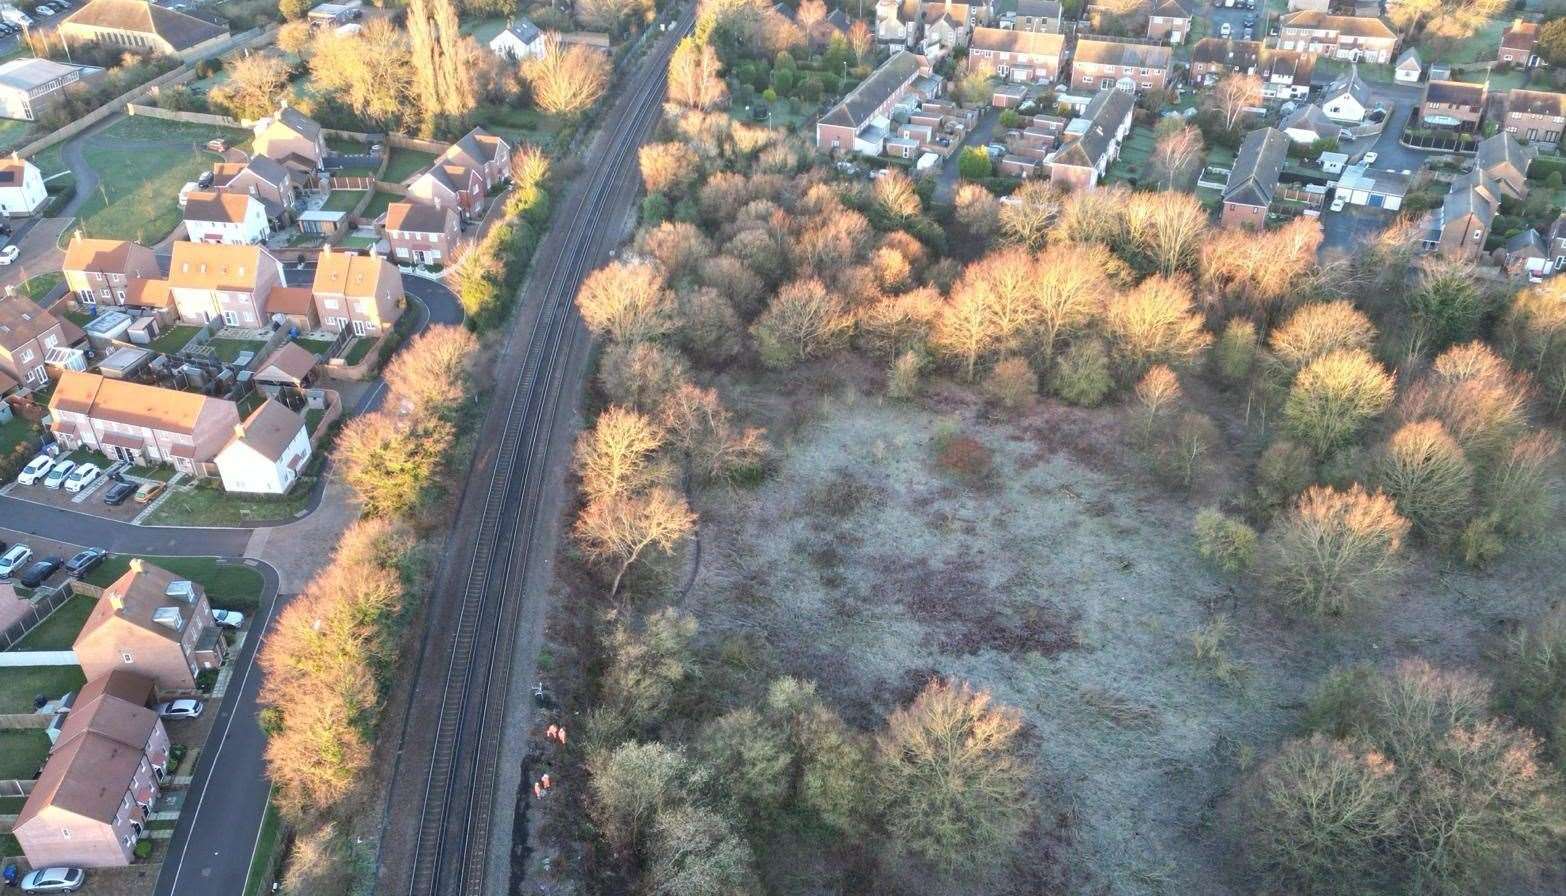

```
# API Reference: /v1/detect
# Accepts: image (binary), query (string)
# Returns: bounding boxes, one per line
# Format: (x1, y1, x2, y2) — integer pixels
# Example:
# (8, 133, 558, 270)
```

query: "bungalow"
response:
(967, 27, 1065, 82)
(1498, 18, 1541, 69)
(488, 17, 546, 61)
(1222, 126, 1288, 228)
(1503, 88, 1566, 145)
(1277, 12, 1398, 64)
(0, 155, 47, 216)
(1473, 131, 1534, 200)
(1189, 38, 1262, 85)
(0, 293, 80, 389)
(1280, 103, 1345, 145)
(1046, 87, 1135, 191)
(48, 372, 243, 475)
(311, 247, 404, 337)
(384, 200, 460, 267)
(1320, 65, 1372, 124)
(1070, 38, 1172, 93)
(62, 236, 161, 308)
(817, 51, 930, 155)
(13, 672, 168, 869)
(73, 559, 227, 689)
(1418, 80, 1485, 131)
(1394, 47, 1422, 83)
(215, 398, 311, 495)
(252, 105, 327, 177)
(166, 241, 286, 327)
(181, 190, 269, 245)
(1258, 48, 1315, 100)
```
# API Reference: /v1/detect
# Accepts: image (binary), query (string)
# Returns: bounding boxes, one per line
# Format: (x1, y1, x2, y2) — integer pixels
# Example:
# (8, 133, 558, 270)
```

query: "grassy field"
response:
(322, 190, 366, 213)
(1438, 18, 1508, 66)
(84, 555, 265, 611)
(150, 324, 202, 355)
(12, 594, 96, 651)
(475, 103, 563, 144)
(75, 118, 250, 242)
(0, 666, 84, 714)
(0, 731, 48, 780)
(145, 485, 313, 533)
(384, 147, 438, 183)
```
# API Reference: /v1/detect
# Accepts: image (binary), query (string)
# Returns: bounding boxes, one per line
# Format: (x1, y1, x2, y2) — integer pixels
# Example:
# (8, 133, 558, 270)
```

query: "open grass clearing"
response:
(84, 555, 265, 611)
(11, 593, 95, 651)
(0, 666, 84, 714)
(75, 118, 250, 242)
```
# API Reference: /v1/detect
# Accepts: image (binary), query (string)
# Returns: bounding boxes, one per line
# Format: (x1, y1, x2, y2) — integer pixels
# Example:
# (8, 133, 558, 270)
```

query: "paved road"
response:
(935, 108, 998, 203)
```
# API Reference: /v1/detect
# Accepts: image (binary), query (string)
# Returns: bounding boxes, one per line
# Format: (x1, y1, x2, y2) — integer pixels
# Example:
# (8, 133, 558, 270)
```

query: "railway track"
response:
(398, 13, 694, 896)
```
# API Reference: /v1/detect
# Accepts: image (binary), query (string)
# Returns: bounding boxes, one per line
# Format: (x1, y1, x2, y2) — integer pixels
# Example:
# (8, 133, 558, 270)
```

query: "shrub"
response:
(1214, 317, 1258, 384)
(1193, 508, 1257, 576)
(1051, 338, 1112, 407)
(1264, 485, 1410, 616)
(1495, 606, 1566, 766)
(887, 349, 924, 401)
(983, 356, 1036, 411)
(1254, 439, 1314, 514)
(933, 430, 994, 483)
(134, 839, 153, 860)
(1282, 349, 1395, 456)
(957, 146, 992, 179)
(1375, 419, 1473, 535)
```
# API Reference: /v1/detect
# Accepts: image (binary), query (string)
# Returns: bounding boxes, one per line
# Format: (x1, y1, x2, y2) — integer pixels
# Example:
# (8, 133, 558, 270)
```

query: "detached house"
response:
(181, 190, 269, 245)
(73, 559, 227, 690)
(1008, 0, 1063, 32)
(1222, 127, 1288, 228)
(0, 294, 79, 389)
(406, 129, 509, 221)
(167, 242, 285, 327)
(1320, 65, 1372, 123)
(61, 236, 161, 308)
(1418, 80, 1485, 131)
(488, 17, 547, 61)
(1473, 131, 1534, 200)
(1281, 103, 1345, 145)
(1047, 87, 1135, 191)
(13, 671, 169, 869)
(1189, 38, 1262, 85)
(384, 200, 460, 267)
(1070, 39, 1172, 93)
(252, 106, 327, 177)
(967, 27, 1065, 82)
(1503, 88, 1566, 145)
(1422, 170, 1502, 260)
(48, 372, 243, 474)
(1498, 18, 1541, 69)
(311, 247, 404, 336)
(1394, 47, 1422, 83)
(1277, 12, 1398, 64)
(215, 398, 311, 495)
(0, 155, 47, 216)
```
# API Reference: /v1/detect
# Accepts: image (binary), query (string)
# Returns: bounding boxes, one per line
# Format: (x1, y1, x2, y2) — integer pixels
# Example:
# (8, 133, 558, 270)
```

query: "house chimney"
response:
(108, 591, 125, 612)
(234, 422, 247, 441)
(129, 558, 144, 573)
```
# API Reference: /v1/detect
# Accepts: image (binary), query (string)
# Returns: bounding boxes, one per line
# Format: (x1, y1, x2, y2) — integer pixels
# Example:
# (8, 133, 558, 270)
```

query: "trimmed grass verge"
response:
(143, 485, 313, 534)
(241, 798, 282, 896)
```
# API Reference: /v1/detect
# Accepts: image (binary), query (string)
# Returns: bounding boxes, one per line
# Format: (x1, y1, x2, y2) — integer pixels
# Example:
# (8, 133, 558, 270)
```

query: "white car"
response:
(20, 867, 84, 893)
(62, 462, 101, 493)
(41, 459, 75, 489)
(1219, 21, 1231, 36)
(1361, 151, 1378, 165)
(156, 698, 204, 720)
(17, 454, 55, 486)
(0, 245, 19, 265)
(0, 543, 33, 579)
(213, 609, 244, 629)
(1330, 196, 1347, 212)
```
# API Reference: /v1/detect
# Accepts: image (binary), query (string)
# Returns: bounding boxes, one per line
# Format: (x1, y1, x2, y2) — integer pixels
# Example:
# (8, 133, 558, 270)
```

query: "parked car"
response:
(0, 543, 33, 579)
(20, 867, 84, 893)
(17, 454, 54, 486)
(1219, 21, 1231, 36)
(134, 481, 166, 504)
(0, 244, 19, 265)
(103, 480, 137, 505)
(63, 462, 101, 493)
(64, 547, 106, 577)
(1361, 151, 1378, 165)
(33, 6, 54, 16)
(42, 460, 75, 489)
(19, 557, 62, 588)
(156, 699, 203, 720)
(1330, 195, 1347, 212)
(213, 609, 244, 629)
(1244, 13, 1255, 24)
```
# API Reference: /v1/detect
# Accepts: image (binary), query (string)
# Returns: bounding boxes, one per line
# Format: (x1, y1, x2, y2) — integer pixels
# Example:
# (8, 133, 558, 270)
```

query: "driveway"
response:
(935, 107, 999, 202)
(1338, 79, 1436, 174)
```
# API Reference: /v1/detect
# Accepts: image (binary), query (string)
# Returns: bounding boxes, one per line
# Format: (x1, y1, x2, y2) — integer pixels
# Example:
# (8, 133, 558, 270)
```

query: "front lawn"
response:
(84, 555, 265, 611)
(322, 190, 366, 213)
(150, 325, 202, 355)
(0, 731, 48, 780)
(12, 594, 95, 651)
(384, 148, 438, 183)
(0, 666, 85, 714)
(18, 272, 62, 302)
(75, 118, 251, 242)
(203, 337, 268, 364)
(144, 485, 314, 536)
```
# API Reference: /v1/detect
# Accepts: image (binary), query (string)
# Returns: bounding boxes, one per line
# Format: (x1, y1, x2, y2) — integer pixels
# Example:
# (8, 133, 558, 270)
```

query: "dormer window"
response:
(165, 580, 196, 602)
(152, 607, 184, 631)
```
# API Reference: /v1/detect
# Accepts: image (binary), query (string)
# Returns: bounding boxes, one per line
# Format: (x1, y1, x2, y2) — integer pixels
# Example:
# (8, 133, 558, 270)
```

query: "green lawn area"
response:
(0, 118, 36, 154)
(295, 337, 333, 356)
(326, 135, 366, 155)
(342, 234, 379, 250)
(0, 414, 38, 458)
(460, 16, 509, 44)
(344, 335, 379, 365)
(361, 190, 398, 220)
(123, 464, 177, 482)
(75, 118, 251, 241)
(305, 407, 326, 435)
(17, 272, 62, 302)
(242, 798, 282, 896)
(1104, 127, 1158, 185)
(0, 666, 84, 714)
(150, 324, 202, 355)
(322, 190, 365, 213)
(384, 147, 437, 183)
(1456, 66, 1528, 90)
(84, 555, 265, 611)
(1438, 18, 1507, 66)
(12, 594, 95, 651)
(203, 337, 268, 364)
(475, 103, 562, 144)
(144, 485, 314, 536)
(0, 730, 50, 780)
(0, 833, 17, 861)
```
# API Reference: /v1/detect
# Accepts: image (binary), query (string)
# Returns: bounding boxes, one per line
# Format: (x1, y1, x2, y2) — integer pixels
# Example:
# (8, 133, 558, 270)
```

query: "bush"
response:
(1051, 338, 1112, 407)
(1495, 606, 1566, 765)
(1264, 485, 1410, 616)
(957, 146, 992, 179)
(1192, 508, 1257, 576)
(1375, 420, 1473, 535)
(1214, 318, 1258, 384)
(1254, 439, 1314, 514)
(933, 430, 994, 483)
(887, 349, 923, 401)
(134, 839, 153, 860)
(983, 356, 1036, 411)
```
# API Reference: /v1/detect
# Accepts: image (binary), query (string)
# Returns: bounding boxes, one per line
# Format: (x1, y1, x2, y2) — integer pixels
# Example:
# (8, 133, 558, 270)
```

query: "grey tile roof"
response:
(1052, 88, 1133, 168)
(819, 51, 922, 129)
(1223, 126, 1288, 208)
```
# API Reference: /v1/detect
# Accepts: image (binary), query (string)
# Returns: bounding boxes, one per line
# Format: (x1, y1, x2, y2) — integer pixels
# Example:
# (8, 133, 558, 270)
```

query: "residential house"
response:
(61, 235, 161, 308)
(306, 1, 359, 28)
(967, 27, 1064, 82)
(1503, 88, 1566, 145)
(13, 672, 168, 869)
(1287, 0, 1329, 10)
(1423, 170, 1501, 260)
(1189, 38, 1262, 85)
(1046, 87, 1135, 190)
(1498, 18, 1541, 69)
(405, 129, 510, 220)
(1070, 38, 1172, 92)
(1418, 79, 1485, 131)
(1258, 47, 1316, 99)
(210, 155, 296, 226)
(1221, 126, 1288, 228)
(1546, 214, 1566, 270)
(1144, 0, 1193, 43)
(0, 294, 78, 389)
(73, 559, 227, 689)
(181, 190, 269, 245)
(60, 0, 228, 59)
(0, 155, 47, 216)
(1473, 130, 1534, 199)
(1277, 12, 1398, 64)
(877, 0, 973, 53)
(384, 200, 460, 267)
(488, 16, 547, 61)
(311, 247, 404, 337)
(251, 106, 327, 177)
(166, 241, 285, 327)
(0, 57, 104, 122)
(1492, 228, 1550, 279)
(1320, 65, 1372, 123)
(1394, 47, 1421, 82)
(817, 51, 930, 154)
(1009, 0, 1063, 32)
(433, 127, 511, 193)
(48, 372, 243, 474)
(1280, 102, 1345, 144)
(215, 398, 311, 495)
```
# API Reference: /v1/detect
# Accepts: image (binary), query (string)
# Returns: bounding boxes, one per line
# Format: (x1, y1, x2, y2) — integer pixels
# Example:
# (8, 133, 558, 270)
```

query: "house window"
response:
(18, 348, 31, 363)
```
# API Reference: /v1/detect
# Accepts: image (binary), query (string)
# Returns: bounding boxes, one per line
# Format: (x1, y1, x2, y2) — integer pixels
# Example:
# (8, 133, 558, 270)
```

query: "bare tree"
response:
(573, 486, 697, 595)
(667, 36, 729, 110)
(1034, 242, 1122, 366)
(405, 0, 476, 133)
(211, 52, 292, 121)
(576, 260, 674, 342)
(1208, 72, 1263, 131)
(308, 21, 415, 129)
(953, 182, 999, 246)
(524, 35, 611, 116)
(1134, 364, 1183, 440)
(1148, 120, 1205, 189)
(751, 278, 854, 368)
(1282, 349, 1395, 456)
(574, 406, 667, 503)
(1103, 275, 1212, 377)
(659, 383, 768, 482)
(1124, 191, 1209, 276)
(1265, 484, 1410, 615)
(383, 324, 478, 417)
(1268, 300, 1378, 373)
(639, 141, 701, 195)
(1377, 419, 1474, 534)
(997, 180, 1057, 249)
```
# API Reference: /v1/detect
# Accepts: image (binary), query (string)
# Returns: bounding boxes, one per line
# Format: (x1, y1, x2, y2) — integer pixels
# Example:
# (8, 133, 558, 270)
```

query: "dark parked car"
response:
(103, 480, 137, 505)
(19, 557, 63, 588)
(63, 548, 106, 577)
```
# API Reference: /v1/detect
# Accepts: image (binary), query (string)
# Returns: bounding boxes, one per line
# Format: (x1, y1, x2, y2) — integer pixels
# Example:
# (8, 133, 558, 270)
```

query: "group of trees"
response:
(452, 145, 553, 327)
